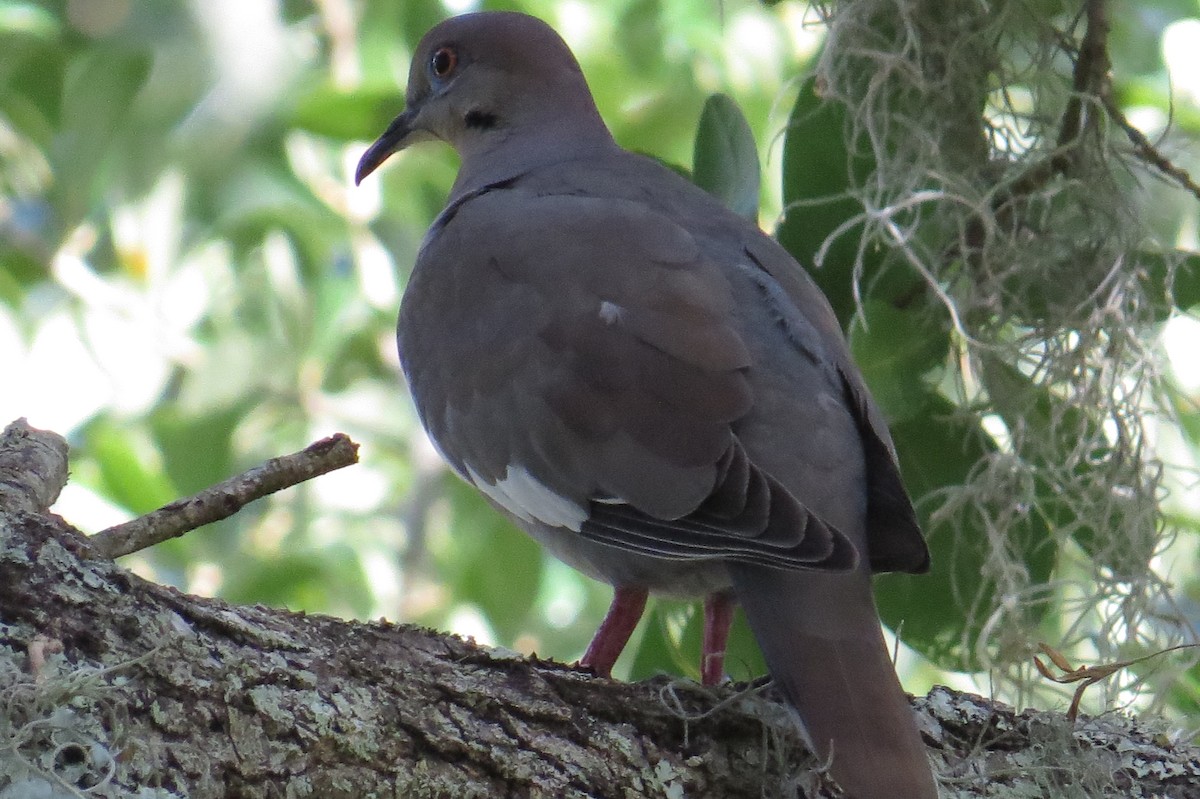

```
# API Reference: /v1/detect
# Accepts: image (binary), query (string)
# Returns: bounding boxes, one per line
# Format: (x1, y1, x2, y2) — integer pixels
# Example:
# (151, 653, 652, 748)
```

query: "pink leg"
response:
(702, 591, 736, 686)
(580, 586, 648, 678)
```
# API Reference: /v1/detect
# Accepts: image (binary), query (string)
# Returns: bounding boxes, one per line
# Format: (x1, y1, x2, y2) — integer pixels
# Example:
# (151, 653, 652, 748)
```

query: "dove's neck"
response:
(450, 97, 617, 200)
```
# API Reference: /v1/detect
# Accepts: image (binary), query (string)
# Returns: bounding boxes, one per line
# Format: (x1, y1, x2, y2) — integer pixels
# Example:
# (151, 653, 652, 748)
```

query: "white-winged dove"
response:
(356, 12, 936, 799)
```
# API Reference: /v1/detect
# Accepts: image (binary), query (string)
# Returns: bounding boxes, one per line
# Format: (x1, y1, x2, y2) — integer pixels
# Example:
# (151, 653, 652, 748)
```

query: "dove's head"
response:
(355, 12, 613, 185)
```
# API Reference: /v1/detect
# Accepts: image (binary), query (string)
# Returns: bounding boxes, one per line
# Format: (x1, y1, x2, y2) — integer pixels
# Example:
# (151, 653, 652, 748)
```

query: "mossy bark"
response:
(1, 422, 1197, 798)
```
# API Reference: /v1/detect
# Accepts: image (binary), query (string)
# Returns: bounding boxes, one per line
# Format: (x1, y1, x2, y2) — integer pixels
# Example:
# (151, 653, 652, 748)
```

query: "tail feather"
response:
(730, 564, 937, 799)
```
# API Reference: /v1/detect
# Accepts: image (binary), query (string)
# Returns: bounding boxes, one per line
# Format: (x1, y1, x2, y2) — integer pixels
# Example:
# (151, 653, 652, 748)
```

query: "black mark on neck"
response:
(465, 109, 499, 130)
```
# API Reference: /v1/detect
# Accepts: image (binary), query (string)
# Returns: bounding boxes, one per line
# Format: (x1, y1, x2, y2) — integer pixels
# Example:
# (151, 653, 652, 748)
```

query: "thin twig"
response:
(1034, 641, 1200, 722)
(1000, 0, 1111, 204)
(1008, 0, 1200, 205)
(1102, 94, 1200, 203)
(90, 434, 360, 559)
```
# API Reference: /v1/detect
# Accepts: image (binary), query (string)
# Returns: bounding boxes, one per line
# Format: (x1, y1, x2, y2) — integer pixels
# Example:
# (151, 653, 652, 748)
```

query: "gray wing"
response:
(737, 235, 929, 573)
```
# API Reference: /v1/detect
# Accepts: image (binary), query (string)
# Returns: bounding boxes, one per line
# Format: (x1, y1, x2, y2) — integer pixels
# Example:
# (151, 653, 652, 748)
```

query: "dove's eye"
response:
(431, 47, 458, 79)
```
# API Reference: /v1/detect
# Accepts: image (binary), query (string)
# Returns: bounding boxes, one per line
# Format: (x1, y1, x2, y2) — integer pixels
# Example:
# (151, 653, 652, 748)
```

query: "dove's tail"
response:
(730, 563, 938, 799)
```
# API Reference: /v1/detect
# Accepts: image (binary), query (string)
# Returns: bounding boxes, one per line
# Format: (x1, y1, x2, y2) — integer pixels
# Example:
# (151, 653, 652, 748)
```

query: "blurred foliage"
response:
(692, 92, 761, 221)
(1, 0, 1198, 725)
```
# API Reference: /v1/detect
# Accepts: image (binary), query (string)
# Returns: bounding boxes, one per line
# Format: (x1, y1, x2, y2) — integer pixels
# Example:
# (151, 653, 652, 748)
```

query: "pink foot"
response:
(702, 591, 736, 686)
(580, 586, 648, 677)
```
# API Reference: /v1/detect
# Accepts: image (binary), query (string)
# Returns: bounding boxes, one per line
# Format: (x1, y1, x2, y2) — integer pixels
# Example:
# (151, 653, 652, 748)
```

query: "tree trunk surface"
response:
(1, 421, 1197, 799)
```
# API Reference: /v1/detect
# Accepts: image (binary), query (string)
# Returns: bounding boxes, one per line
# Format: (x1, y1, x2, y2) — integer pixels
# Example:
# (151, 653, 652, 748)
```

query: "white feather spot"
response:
(466, 464, 587, 531)
(598, 300, 623, 325)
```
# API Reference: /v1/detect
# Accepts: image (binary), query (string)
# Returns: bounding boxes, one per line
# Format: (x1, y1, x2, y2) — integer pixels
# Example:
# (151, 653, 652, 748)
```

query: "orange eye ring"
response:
(430, 46, 457, 79)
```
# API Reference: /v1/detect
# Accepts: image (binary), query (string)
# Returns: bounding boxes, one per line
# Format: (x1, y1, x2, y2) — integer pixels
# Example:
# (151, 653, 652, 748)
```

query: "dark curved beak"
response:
(355, 107, 419, 185)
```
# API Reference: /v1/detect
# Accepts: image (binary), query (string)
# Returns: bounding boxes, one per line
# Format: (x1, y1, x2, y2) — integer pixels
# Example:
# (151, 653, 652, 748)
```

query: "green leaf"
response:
(875, 394, 1056, 671)
(0, 2, 59, 38)
(213, 164, 345, 271)
(1117, 77, 1200, 136)
(1174, 252, 1200, 310)
(777, 76, 921, 328)
(627, 599, 767, 684)
(48, 47, 152, 232)
(223, 545, 371, 615)
(1167, 381, 1200, 448)
(1138, 248, 1200, 314)
(627, 601, 689, 681)
(82, 417, 177, 516)
(58, 47, 151, 147)
(150, 404, 248, 496)
(290, 82, 407, 142)
(717, 610, 769, 685)
(777, 76, 872, 327)
(849, 300, 949, 423)
(692, 93, 761, 221)
(443, 478, 544, 644)
(1166, 661, 1200, 722)
(617, 0, 666, 74)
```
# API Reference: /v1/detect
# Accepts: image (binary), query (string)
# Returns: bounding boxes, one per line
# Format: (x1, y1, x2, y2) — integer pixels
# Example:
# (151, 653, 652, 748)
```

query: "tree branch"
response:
(0, 419, 69, 515)
(89, 434, 360, 560)
(1, 423, 1198, 797)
